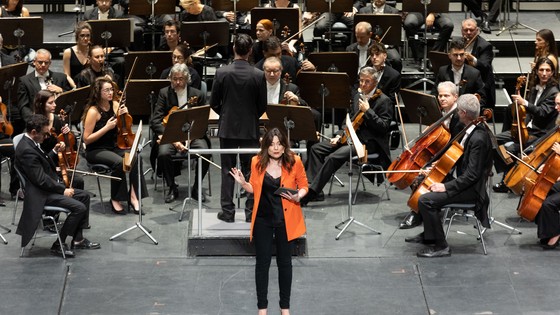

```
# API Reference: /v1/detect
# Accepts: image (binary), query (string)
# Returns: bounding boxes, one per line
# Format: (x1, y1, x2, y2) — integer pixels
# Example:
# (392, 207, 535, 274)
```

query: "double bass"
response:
(407, 110, 491, 212)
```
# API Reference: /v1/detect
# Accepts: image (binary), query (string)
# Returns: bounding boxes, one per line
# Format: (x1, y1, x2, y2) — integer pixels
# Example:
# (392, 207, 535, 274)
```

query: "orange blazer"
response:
(249, 154, 309, 241)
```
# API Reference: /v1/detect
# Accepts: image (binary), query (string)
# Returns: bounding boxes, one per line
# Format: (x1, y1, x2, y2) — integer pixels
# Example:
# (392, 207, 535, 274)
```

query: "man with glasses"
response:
(17, 49, 72, 124)
(431, 39, 486, 109)
(16, 114, 99, 258)
(150, 63, 210, 203)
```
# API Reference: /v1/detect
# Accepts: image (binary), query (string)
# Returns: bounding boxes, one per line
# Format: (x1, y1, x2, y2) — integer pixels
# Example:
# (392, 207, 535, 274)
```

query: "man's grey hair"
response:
(457, 94, 480, 119)
(437, 81, 459, 96)
(359, 66, 379, 80)
(36, 49, 52, 59)
(355, 21, 372, 33)
(169, 63, 191, 84)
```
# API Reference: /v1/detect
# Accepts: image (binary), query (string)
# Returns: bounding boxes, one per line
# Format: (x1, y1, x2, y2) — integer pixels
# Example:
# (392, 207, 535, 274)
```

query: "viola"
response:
(339, 88, 382, 145)
(387, 109, 454, 190)
(279, 74, 298, 105)
(115, 60, 137, 150)
(407, 110, 491, 212)
(510, 75, 529, 145)
(57, 109, 79, 170)
(516, 153, 560, 222)
(504, 126, 560, 195)
(0, 102, 13, 136)
(58, 150, 70, 188)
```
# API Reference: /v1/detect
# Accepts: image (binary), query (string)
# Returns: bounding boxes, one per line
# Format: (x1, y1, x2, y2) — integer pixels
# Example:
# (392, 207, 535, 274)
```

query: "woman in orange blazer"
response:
(230, 127, 308, 315)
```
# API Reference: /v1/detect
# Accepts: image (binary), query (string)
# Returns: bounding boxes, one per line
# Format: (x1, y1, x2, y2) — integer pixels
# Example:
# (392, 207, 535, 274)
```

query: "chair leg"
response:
(328, 174, 334, 196)
(96, 177, 105, 214)
(445, 213, 459, 239)
(474, 216, 488, 255)
(12, 188, 21, 225)
(46, 215, 66, 259)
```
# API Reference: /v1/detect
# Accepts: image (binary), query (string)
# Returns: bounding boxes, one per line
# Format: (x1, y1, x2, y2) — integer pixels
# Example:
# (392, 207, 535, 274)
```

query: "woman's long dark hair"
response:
(536, 29, 558, 61)
(256, 127, 295, 173)
(5, 0, 23, 16)
(32, 89, 55, 117)
(81, 76, 113, 123)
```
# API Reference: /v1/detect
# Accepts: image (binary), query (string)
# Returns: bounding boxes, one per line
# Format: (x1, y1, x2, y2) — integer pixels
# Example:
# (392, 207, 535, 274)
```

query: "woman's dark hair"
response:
(6, 0, 23, 16)
(82, 76, 114, 123)
(74, 21, 92, 43)
(32, 89, 55, 117)
(256, 127, 295, 173)
(534, 57, 558, 87)
(536, 29, 558, 60)
(174, 43, 193, 66)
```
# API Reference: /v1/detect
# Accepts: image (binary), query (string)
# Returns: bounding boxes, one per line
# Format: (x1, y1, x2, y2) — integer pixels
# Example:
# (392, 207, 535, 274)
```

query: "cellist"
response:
(399, 82, 466, 229)
(493, 58, 559, 193)
(82, 77, 148, 215)
(406, 94, 492, 258)
(535, 140, 560, 250)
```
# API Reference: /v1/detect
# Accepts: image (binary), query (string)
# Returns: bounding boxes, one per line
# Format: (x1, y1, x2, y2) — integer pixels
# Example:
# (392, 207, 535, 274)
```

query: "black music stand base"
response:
(334, 131, 380, 240)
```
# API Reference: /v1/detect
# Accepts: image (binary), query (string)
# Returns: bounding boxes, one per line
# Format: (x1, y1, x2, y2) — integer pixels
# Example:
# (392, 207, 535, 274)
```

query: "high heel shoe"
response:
(111, 202, 126, 215)
(542, 240, 559, 250)
(129, 203, 145, 215)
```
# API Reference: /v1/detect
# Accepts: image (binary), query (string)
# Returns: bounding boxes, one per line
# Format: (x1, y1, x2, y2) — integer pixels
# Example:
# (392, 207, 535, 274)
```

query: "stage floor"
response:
(1, 9, 560, 315)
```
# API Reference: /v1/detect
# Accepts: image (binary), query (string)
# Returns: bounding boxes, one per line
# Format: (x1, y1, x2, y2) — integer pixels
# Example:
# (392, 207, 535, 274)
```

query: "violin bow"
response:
(394, 93, 410, 153)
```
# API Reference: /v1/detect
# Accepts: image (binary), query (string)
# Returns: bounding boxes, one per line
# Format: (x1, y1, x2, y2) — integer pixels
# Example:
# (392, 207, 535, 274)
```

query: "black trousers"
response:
(45, 188, 89, 241)
(85, 148, 148, 202)
(403, 13, 454, 60)
(418, 187, 478, 244)
(313, 12, 354, 37)
(219, 138, 258, 216)
(0, 137, 19, 195)
(253, 217, 293, 310)
(535, 182, 560, 240)
(153, 137, 210, 192)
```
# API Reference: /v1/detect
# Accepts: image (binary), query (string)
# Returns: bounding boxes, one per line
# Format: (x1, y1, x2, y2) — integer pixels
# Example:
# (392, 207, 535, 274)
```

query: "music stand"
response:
(297, 72, 350, 135)
(0, 17, 43, 61)
(428, 50, 450, 74)
(181, 21, 230, 82)
(110, 121, 159, 245)
(306, 0, 353, 51)
(54, 86, 91, 125)
(0, 62, 28, 121)
(353, 14, 402, 48)
(214, 0, 259, 35)
(124, 51, 172, 79)
(129, 0, 176, 50)
(307, 52, 358, 84)
(250, 8, 300, 38)
(400, 88, 442, 133)
(402, 0, 449, 92)
(160, 105, 211, 221)
(88, 19, 132, 50)
(335, 114, 380, 240)
(266, 104, 317, 142)
(125, 80, 170, 117)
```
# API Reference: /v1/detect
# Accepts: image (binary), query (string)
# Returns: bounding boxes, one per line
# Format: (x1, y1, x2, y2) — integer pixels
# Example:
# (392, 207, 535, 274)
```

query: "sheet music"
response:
(345, 114, 365, 159)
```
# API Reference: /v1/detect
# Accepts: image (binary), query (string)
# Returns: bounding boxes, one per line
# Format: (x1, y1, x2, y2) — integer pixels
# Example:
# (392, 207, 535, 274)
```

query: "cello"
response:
(407, 110, 491, 212)
(516, 153, 560, 222)
(387, 108, 454, 190)
(504, 126, 560, 195)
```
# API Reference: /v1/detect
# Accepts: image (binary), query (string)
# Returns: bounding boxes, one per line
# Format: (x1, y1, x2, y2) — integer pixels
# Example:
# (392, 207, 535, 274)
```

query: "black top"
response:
(86, 106, 117, 152)
(257, 172, 284, 226)
(180, 5, 217, 22)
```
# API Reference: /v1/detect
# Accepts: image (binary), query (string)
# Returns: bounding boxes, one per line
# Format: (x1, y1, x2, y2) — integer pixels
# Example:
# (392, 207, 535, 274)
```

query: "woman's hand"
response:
(61, 124, 70, 135)
(105, 116, 118, 130)
(280, 191, 302, 203)
(117, 105, 129, 116)
(229, 167, 246, 185)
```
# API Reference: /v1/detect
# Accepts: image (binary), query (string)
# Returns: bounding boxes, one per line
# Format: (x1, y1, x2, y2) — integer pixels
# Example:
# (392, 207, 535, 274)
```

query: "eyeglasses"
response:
(102, 88, 114, 93)
(450, 53, 465, 58)
(264, 69, 281, 74)
(172, 55, 185, 61)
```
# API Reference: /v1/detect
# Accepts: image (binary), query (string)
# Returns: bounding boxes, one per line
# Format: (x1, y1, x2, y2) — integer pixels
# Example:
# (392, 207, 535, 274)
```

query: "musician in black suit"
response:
(83, 0, 124, 20)
(17, 49, 72, 124)
(211, 34, 267, 223)
(493, 58, 560, 193)
(301, 66, 393, 205)
(346, 21, 402, 74)
(400, 81, 465, 229)
(359, 0, 398, 14)
(0, 33, 16, 67)
(462, 18, 496, 109)
(431, 39, 486, 108)
(364, 41, 401, 106)
(406, 94, 492, 258)
(15, 114, 99, 258)
(150, 63, 210, 203)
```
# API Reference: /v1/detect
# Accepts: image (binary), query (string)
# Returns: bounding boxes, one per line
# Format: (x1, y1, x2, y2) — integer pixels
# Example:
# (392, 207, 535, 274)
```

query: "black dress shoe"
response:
(399, 211, 423, 229)
(129, 204, 145, 215)
(51, 242, 75, 258)
(417, 246, 451, 258)
(481, 15, 492, 34)
(404, 232, 434, 244)
(71, 238, 101, 250)
(165, 186, 179, 203)
(217, 211, 235, 223)
(316, 191, 325, 201)
(191, 189, 206, 202)
(0, 198, 5, 207)
(492, 181, 510, 193)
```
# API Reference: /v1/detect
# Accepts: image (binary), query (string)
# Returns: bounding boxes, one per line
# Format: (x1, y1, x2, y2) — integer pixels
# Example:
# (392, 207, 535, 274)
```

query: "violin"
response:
(516, 153, 560, 222)
(339, 88, 382, 145)
(0, 102, 13, 136)
(510, 75, 529, 146)
(115, 59, 138, 150)
(162, 96, 199, 127)
(504, 126, 560, 195)
(387, 109, 454, 190)
(407, 110, 492, 212)
(57, 109, 79, 170)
